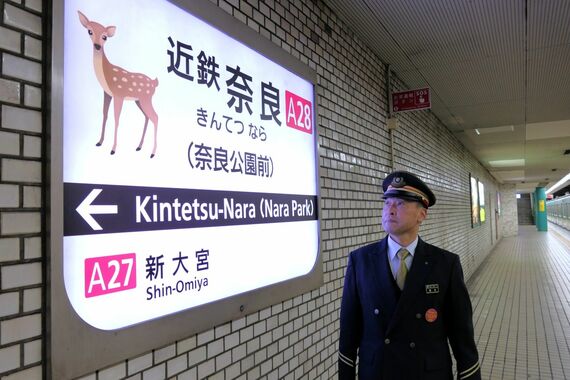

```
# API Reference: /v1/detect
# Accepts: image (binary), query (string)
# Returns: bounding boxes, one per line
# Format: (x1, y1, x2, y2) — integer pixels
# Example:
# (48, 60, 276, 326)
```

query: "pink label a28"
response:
(285, 91, 313, 134)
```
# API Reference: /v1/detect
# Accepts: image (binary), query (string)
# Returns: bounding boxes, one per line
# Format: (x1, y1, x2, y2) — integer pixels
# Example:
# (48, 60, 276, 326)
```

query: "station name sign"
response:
(62, 0, 320, 330)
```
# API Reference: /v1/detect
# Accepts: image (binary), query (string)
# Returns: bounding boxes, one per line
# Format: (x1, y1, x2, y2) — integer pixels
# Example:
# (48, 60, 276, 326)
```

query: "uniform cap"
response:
(382, 171, 436, 208)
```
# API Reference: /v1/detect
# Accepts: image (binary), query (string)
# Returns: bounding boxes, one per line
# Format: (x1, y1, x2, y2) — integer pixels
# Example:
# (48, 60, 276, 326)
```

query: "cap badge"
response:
(392, 176, 405, 187)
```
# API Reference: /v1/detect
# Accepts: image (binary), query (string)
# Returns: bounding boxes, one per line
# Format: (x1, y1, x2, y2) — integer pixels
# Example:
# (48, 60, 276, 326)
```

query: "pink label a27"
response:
(85, 253, 137, 298)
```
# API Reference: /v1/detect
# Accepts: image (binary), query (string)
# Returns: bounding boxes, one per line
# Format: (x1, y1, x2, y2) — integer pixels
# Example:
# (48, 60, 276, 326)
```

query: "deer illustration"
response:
(78, 11, 159, 158)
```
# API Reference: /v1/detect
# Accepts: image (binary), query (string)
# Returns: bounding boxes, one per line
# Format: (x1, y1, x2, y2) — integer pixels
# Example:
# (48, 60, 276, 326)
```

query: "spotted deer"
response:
(78, 11, 159, 158)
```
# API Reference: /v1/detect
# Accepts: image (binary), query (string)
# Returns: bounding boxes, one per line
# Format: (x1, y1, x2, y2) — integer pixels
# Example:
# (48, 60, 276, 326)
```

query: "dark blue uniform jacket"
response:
(338, 236, 481, 380)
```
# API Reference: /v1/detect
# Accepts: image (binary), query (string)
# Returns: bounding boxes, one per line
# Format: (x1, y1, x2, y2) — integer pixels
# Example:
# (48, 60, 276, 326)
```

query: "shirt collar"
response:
(388, 235, 419, 261)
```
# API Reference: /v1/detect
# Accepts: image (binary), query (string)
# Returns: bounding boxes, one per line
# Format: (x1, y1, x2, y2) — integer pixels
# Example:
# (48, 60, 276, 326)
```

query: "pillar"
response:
(535, 187, 548, 231)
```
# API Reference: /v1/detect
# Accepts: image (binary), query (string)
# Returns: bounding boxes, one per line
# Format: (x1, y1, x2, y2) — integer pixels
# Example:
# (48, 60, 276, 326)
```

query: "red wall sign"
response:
(392, 87, 431, 113)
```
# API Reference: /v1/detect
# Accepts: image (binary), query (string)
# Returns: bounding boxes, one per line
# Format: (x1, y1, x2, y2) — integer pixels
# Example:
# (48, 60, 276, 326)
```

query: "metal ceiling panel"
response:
(418, 53, 524, 108)
(528, 0, 570, 49)
(375, 0, 524, 68)
(447, 101, 526, 130)
(322, 0, 570, 190)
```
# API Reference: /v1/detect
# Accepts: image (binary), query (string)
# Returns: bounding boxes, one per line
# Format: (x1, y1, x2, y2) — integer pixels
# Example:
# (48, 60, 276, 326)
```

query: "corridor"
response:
(468, 224, 570, 379)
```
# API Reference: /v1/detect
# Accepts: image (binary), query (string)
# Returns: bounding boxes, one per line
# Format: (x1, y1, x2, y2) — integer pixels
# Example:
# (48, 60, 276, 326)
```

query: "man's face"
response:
(381, 197, 427, 238)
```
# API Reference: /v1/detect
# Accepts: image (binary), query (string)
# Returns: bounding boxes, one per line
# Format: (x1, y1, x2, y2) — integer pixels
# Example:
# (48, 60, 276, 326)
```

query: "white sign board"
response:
(62, 0, 319, 330)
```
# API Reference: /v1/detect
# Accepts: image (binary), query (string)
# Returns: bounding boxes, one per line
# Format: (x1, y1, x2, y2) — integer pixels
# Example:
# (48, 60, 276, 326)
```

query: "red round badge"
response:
(425, 308, 438, 323)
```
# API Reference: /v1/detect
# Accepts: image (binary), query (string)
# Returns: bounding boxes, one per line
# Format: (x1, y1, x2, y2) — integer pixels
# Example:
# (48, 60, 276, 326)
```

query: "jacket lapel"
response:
(387, 238, 436, 333)
(369, 237, 399, 327)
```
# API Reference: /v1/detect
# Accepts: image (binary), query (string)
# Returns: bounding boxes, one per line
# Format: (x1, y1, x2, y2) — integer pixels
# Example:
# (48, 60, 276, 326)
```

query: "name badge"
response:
(425, 284, 439, 294)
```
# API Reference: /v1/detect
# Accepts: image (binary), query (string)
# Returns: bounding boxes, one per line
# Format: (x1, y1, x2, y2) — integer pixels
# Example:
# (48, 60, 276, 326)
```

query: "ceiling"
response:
(322, 0, 570, 194)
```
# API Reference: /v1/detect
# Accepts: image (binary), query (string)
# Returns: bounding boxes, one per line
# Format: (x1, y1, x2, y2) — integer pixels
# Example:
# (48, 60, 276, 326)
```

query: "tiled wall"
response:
(0, 0, 44, 379)
(500, 184, 519, 237)
(0, 0, 510, 379)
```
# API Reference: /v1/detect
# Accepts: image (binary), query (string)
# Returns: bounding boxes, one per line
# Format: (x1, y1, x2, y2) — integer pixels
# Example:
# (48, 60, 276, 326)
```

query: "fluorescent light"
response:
(474, 125, 515, 135)
(546, 172, 570, 194)
(488, 159, 525, 168)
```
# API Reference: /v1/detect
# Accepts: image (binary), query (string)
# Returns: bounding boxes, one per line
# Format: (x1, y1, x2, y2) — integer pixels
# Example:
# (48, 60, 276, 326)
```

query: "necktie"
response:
(396, 248, 410, 290)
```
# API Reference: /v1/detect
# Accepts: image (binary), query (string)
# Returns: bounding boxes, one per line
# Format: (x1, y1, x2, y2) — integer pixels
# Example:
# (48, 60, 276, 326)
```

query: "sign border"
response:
(49, 0, 321, 378)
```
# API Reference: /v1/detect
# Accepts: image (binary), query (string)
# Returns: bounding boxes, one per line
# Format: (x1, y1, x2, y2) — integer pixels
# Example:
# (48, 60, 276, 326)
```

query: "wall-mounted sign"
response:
(392, 87, 431, 113)
(61, 0, 319, 331)
(53, 0, 320, 377)
(496, 191, 501, 216)
(478, 181, 486, 223)
(470, 175, 480, 227)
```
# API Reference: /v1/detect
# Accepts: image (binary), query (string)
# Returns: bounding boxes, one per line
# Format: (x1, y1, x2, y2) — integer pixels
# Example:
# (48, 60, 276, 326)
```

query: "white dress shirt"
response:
(387, 235, 419, 280)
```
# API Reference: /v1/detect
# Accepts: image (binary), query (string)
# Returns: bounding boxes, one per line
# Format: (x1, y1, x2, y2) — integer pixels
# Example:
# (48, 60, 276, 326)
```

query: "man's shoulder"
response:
(419, 239, 459, 262)
(348, 237, 387, 262)
(351, 238, 385, 254)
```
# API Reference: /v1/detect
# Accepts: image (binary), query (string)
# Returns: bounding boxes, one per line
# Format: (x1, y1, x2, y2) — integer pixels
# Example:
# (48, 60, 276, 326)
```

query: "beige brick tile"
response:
(23, 84, 41, 108)
(154, 344, 175, 363)
(0, 345, 20, 374)
(2, 105, 42, 133)
(23, 339, 41, 365)
(24, 236, 41, 259)
(1, 158, 42, 182)
(4, 4, 42, 35)
(2, 53, 42, 83)
(0, 78, 21, 104)
(0, 184, 19, 207)
(0, 131, 20, 155)
(0, 26, 21, 53)
(1, 314, 41, 344)
(23, 135, 41, 158)
(0, 211, 41, 235)
(1, 262, 41, 289)
(0, 292, 19, 317)
(23, 185, 41, 208)
(127, 353, 152, 375)
(23, 287, 41, 312)
(166, 355, 187, 377)
(24, 35, 41, 60)
(0, 238, 19, 262)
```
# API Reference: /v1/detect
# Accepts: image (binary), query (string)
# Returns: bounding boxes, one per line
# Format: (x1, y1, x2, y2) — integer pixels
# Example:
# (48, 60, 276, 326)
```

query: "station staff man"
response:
(338, 171, 480, 379)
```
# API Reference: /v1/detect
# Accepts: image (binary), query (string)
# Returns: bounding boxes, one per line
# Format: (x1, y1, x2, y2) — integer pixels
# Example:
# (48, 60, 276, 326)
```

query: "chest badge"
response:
(425, 308, 438, 323)
(425, 283, 439, 294)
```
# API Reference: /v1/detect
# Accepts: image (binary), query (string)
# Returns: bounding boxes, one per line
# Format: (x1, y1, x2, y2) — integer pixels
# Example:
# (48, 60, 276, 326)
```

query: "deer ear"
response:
(77, 10, 89, 28)
(106, 26, 116, 37)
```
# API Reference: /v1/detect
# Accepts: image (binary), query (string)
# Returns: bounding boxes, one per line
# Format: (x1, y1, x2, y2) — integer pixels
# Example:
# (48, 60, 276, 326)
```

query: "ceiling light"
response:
(488, 159, 525, 168)
(546, 172, 570, 194)
(474, 125, 515, 135)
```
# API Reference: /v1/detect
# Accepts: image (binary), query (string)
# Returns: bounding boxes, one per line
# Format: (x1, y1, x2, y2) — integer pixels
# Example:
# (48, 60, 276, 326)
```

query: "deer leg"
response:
(111, 97, 125, 155)
(98, 92, 112, 146)
(139, 98, 159, 158)
(135, 100, 149, 152)
(137, 117, 149, 152)
(151, 118, 158, 159)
